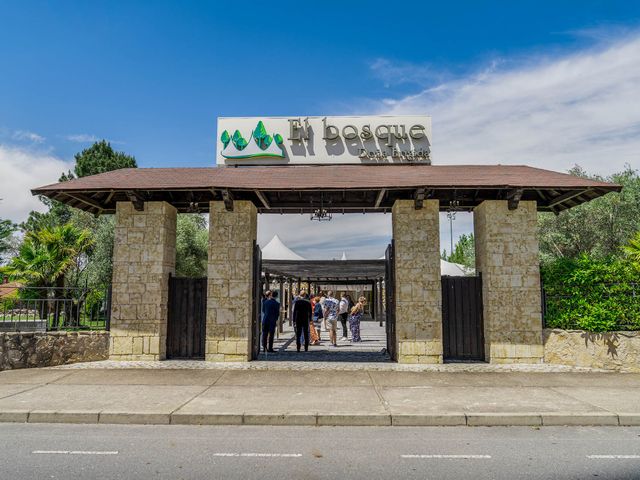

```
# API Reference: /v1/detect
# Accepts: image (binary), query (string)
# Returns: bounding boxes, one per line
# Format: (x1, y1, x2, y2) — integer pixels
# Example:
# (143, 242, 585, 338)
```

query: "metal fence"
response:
(542, 282, 640, 331)
(0, 285, 111, 332)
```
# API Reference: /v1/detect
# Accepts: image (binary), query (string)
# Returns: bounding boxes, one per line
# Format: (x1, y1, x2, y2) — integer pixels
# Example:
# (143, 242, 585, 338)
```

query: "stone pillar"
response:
(474, 200, 544, 363)
(206, 201, 257, 362)
(392, 199, 442, 363)
(109, 201, 176, 360)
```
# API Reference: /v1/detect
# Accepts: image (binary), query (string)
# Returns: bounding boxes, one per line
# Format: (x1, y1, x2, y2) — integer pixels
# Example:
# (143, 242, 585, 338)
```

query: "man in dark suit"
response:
(292, 290, 312, 352)
(262, 290, 280, 353)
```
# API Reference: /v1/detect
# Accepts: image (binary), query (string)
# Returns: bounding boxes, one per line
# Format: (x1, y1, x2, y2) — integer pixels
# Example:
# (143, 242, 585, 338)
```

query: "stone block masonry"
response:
(109, 202, 177, 360)
(0, 331, 108, 370)
(474, 200, 543, 364)
(392, 199, 443, 364)
(206, 201, 257, 362)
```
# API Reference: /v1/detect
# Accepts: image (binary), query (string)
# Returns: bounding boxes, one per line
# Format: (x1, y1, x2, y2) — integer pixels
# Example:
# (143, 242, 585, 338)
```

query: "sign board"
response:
(216, 116, 431, 166)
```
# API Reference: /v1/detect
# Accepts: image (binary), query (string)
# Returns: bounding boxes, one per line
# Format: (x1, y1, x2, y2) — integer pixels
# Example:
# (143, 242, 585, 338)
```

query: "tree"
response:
(538, 166, 640, 264)
(0, 218, 17, 264)
(623, 231, 640, 268)
(74, 140, 137, 177)
(446, 233, 476, 269)
(5, 224, 93, 289)
(175, 215, 208, 277)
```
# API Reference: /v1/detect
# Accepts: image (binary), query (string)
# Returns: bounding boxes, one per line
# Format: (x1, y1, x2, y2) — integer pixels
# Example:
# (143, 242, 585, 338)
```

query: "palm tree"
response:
(5, 224, 93, 325)
(623, 231, 640, 267)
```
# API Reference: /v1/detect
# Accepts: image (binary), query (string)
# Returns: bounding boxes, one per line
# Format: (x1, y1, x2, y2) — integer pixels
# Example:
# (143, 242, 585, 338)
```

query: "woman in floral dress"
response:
(348, 296, 366, 342)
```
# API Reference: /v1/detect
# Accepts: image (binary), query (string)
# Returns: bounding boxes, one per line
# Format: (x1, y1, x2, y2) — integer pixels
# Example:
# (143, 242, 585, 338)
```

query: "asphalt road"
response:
(1, 424, 639, 479)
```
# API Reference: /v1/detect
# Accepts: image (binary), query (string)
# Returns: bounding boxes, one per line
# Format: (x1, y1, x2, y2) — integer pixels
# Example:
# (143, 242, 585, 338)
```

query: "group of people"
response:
(261, 289, 367, 354)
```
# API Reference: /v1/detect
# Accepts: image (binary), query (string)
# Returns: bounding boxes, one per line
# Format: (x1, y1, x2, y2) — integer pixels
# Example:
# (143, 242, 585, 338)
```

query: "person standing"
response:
(338, 292, 350, 341)
(312, 296, 324, 344)
(349, 296, 366, 342)
(261, 290, 280, 353)
(323, 290, 340, 347)
(292, 291, 312, 352)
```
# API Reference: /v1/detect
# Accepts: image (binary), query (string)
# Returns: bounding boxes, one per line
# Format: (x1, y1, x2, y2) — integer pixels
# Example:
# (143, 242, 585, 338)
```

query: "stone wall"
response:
(110, 201, 177, 360)
(392, 199, 443, 364)
(544, 329, 640, 372)
(206, 201, 257, 362)
(474, 200, 544, 364)
(0, 331, 108, 370)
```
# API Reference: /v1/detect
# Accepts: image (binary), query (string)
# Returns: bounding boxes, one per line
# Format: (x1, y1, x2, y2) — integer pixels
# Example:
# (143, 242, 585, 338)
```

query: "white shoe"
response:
(341, 336, 348, 340)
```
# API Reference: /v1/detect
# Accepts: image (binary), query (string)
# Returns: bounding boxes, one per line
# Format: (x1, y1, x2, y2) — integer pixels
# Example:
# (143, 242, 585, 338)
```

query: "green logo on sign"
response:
(221, 121, 285, 159)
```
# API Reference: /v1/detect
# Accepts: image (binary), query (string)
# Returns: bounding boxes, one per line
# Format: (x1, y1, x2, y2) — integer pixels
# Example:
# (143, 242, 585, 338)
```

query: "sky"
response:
(1, 0, 639, 259)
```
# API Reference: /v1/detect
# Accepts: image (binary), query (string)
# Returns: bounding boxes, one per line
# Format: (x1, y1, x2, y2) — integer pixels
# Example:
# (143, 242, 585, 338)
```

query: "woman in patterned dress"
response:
(348, 296, 366, 343)
(309, 296, 321, 345)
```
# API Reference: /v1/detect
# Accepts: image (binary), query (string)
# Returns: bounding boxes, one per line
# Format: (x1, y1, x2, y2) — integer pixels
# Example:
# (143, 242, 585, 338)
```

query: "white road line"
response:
(212, 453, 302, 458)
(587, 455, 640, 459)
(402, 454, 492, 459)
(32, 450, 118, 455)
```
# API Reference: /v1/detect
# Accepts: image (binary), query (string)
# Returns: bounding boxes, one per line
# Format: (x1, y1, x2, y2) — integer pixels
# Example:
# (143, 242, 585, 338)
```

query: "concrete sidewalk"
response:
(0, 367, 639, 427)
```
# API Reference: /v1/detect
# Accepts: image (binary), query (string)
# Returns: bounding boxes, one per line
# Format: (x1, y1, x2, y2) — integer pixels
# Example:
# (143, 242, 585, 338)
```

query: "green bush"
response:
(541, 256, 640, 331)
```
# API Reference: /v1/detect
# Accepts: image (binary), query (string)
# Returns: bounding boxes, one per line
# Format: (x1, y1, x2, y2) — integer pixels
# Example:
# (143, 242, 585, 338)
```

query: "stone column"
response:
(206, 201, 257, 362)
(392, 199, 442, 363)
(474, 200, 544, 363)
(109, 201, 176, 360)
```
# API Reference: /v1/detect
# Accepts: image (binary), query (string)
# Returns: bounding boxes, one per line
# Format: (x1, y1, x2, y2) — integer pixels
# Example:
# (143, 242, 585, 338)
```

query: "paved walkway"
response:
(1, 366, 639, 427)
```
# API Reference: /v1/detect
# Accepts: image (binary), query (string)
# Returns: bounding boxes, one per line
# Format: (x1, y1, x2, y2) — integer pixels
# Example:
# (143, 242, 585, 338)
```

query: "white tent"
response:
(377, 254, 472, 276)
(261, 235, 306, 260)
(340, 251, 347, 260)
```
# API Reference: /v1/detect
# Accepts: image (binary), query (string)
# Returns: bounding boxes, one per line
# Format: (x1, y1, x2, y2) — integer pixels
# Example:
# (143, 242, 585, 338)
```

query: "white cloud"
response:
(0, 145, 73, 223)
(66, 134, 99, 143)
(12, 130, 45, 143)
(379, 34, 640, 173)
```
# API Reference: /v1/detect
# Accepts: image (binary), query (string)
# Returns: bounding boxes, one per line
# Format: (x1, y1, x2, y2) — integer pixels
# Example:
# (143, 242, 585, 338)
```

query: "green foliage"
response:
(623, 231, 640, 268)
(175, 214, 208, 277)
(5, 224, 94, 288)
(221, 130, 231, 147)
(538, 166, 640, 263)
(541, 256, 640, 331)
(74, 140, 137, 177)
(274, 133, 283, 145)
(446, 233, 475, 269)
(0, 218, 17, 263)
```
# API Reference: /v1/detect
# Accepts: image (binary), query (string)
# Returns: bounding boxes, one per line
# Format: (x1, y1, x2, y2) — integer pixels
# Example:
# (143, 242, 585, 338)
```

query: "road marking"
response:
(587, 455, 640, 459)
(212, 453, 302, 458)
(402, 454, 491, 459)
(32, 450, 118, 455)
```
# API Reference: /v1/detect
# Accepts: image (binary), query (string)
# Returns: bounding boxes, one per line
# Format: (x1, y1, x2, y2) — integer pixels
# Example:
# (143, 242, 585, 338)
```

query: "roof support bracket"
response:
(414, 188, 426, 210)
(125, 190, 145, 211)
(506, 188, 524, 210)
(221, 189, 234, 212)
(255, 190, 271, 209)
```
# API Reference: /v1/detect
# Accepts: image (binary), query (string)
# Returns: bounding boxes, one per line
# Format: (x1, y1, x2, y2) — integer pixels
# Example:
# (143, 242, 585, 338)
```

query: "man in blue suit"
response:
(262, 290, 280, 353)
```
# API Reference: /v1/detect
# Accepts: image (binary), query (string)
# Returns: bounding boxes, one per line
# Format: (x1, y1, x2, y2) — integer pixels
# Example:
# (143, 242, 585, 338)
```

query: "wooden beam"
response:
(125, 190, 145, 211)
(64, 193, 104, 212)
(255, 190, 271, 209)
(375, 189, 386, 209)
(221, 189, 234, 211)
(414, 188, 426, 210)
(506, 188, 524, 210)
(548, 189, 590, 208)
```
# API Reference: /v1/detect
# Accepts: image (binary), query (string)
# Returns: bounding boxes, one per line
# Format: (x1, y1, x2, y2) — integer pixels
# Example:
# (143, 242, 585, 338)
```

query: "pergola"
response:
(32, 164, 621, 215)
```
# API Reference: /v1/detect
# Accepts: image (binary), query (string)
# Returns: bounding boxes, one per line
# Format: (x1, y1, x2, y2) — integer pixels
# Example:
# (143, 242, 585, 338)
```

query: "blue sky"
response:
(1, 1, 640, 258)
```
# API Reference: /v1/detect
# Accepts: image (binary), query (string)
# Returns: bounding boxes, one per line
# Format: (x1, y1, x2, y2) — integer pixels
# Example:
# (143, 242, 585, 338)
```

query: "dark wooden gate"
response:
(441, 275, 485, 361)
(385, 241, 397, 361)
(251, 242, 263, 360)
(167, 276, 206, 359)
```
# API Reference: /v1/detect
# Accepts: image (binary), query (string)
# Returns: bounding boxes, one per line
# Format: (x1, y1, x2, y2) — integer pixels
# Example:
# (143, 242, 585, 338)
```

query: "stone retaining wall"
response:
(544, 329, 640, 372)
(0, 331, 109, 371)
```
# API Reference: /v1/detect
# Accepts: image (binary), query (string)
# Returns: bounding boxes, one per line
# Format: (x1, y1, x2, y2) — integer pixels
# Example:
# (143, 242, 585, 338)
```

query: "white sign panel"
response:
(216, 116, 431, 166)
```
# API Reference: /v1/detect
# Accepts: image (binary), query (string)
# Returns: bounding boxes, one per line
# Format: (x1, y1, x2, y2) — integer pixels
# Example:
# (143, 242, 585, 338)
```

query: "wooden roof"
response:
(32, 164, 621, 215)
(262, 260, 386, 282)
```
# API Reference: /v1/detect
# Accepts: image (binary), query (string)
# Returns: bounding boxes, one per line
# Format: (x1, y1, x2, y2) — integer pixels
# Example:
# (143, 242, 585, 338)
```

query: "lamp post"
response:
(446, 200, 460, 255)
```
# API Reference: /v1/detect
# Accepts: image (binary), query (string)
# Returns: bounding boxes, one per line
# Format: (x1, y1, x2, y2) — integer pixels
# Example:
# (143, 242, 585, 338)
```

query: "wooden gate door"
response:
(251, 242, 263, 360)
(441, 275, 485, 361)
(167, 276, 206, 359)
(385, 241, 397, 361)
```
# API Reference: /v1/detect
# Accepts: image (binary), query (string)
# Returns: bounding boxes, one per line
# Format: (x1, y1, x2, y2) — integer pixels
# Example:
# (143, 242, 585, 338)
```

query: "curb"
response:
(1, 411, 638, 427)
